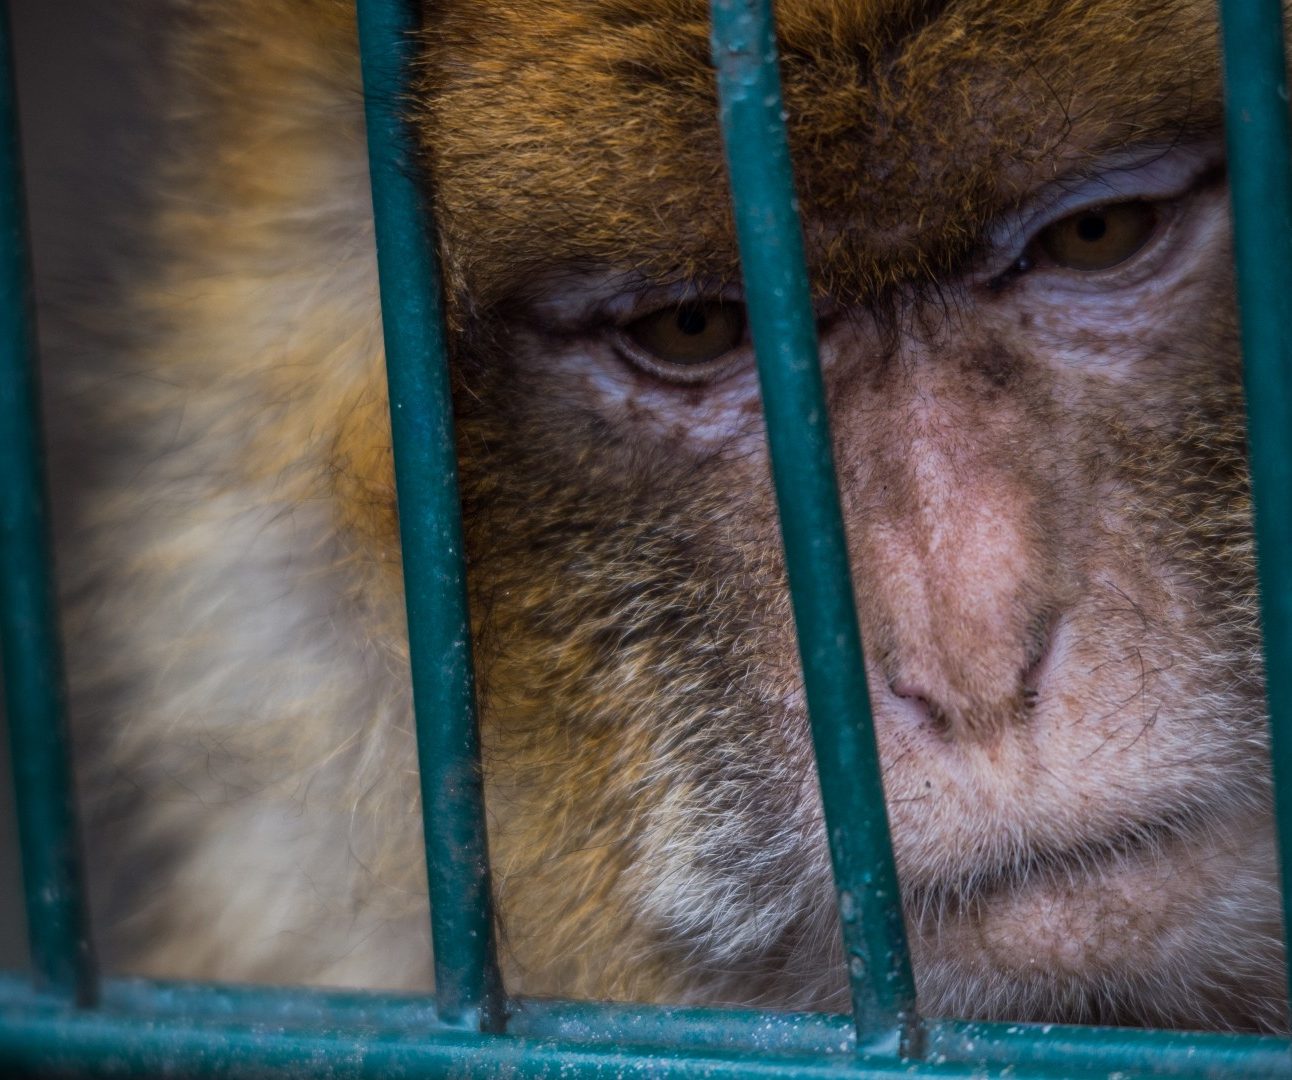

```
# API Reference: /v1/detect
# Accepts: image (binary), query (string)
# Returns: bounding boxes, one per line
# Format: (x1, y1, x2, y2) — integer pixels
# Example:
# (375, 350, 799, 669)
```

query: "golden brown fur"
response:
(48, 0, 1287, 1030)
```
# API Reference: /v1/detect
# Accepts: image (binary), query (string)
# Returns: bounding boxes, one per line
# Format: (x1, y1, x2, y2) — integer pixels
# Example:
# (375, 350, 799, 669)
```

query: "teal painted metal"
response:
(709, 0, 917, 1052)
(1217, 0, 1292, 1021)
(0, 976, 1288, 1077)
(354, 0, 503, 1032)
(0, 1016, 1065, 1080)
(0, 0, 96, 1007)
(925, 1022, 1290, 1079)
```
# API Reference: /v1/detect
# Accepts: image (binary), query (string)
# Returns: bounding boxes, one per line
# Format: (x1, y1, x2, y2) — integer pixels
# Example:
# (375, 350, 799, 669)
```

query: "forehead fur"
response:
(415, 0, 1220, 309)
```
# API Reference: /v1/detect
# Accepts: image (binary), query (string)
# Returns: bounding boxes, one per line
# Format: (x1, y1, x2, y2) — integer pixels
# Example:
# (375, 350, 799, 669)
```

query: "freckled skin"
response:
(60, 0, 1286, 1032)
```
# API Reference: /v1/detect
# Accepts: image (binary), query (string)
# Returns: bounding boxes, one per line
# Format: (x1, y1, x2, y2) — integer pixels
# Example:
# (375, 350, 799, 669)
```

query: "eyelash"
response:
(985, 164, 1226, 291)
(985, 199, 1171, 292)
(609, 323, 751, 384)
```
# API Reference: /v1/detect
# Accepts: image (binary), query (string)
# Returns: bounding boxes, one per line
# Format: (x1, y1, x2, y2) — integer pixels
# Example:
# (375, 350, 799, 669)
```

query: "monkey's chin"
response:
(905, 814, 1286, 1031)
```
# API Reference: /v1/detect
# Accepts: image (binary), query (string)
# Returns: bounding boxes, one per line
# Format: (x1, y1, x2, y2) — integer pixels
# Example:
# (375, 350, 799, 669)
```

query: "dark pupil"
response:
(676, 305, 708, 335)
(1076, 213, 1107, 242)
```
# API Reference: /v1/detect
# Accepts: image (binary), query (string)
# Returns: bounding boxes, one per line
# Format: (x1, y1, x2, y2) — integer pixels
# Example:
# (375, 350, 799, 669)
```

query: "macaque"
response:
(35, 0, 1286, 1033)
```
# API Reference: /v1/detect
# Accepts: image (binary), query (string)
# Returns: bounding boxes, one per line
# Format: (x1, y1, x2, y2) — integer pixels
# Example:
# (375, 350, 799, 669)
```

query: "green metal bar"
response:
(926, 1021, 1290, 1080)
(354, 0, 503, 1031)
(1217, 0, 1292, 1018)
(0, 975, 848, 1057)
(0, 0, 96, 1006)
(0, 1017, 1058, 1080)
(0, 975, 1288, 1078)
(709, 0, 917, 1051)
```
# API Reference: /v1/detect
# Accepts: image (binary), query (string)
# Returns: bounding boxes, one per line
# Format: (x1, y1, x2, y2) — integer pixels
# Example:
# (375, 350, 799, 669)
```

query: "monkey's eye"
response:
(1035, 201, 1159, 272)
(616, 300, 747, 382)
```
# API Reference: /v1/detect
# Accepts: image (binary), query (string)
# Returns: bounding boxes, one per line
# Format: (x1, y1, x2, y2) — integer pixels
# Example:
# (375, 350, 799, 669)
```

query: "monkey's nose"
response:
(881, 618, 1055, 742)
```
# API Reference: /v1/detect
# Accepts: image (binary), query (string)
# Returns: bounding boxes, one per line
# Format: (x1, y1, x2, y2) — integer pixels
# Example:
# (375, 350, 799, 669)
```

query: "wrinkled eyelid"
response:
(528, 275, 744, 330)
(988, 145, 1223, 256)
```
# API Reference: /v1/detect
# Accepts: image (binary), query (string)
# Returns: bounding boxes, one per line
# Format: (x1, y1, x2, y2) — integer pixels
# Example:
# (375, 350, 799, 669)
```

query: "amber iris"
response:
(624, 301, 746, 365)
(1038, 201, 1159, 271)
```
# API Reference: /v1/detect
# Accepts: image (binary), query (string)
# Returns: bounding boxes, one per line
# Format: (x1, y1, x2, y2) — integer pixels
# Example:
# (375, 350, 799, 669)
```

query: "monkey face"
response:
(409, 0, 1284, 1030)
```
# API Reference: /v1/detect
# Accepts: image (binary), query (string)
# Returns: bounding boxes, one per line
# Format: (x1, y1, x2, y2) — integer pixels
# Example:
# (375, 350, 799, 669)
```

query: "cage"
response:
(0, 0, 1289, 1075)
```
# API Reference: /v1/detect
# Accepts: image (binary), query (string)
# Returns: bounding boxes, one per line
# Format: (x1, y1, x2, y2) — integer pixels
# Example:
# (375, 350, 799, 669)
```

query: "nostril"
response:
(887, 677, 928, 704)
(886, 678, 953, 735)
(1021, 615, 1061, 698)
(887, 677, 943, 720)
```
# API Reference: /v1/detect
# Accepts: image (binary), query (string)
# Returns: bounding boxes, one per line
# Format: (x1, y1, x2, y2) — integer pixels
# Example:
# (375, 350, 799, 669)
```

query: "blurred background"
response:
(1, 0, 172, 973)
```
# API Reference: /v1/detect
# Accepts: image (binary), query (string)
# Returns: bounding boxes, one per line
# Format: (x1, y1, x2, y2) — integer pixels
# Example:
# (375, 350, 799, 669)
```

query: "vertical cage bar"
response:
(1217, 0, 1292, 1018)
(709, 0, 918, 1052)
(355, 0, 503, 1032)
(0, 0, 96, 1005)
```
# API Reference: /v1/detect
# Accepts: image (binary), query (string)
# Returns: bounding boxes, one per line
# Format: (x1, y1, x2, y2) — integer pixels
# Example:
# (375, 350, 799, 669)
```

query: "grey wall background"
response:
(0, 0, 169, 973)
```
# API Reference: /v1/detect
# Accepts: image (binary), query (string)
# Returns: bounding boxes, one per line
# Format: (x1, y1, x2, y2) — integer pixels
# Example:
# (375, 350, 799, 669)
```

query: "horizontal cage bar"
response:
(0, 976, 1286, 1077)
